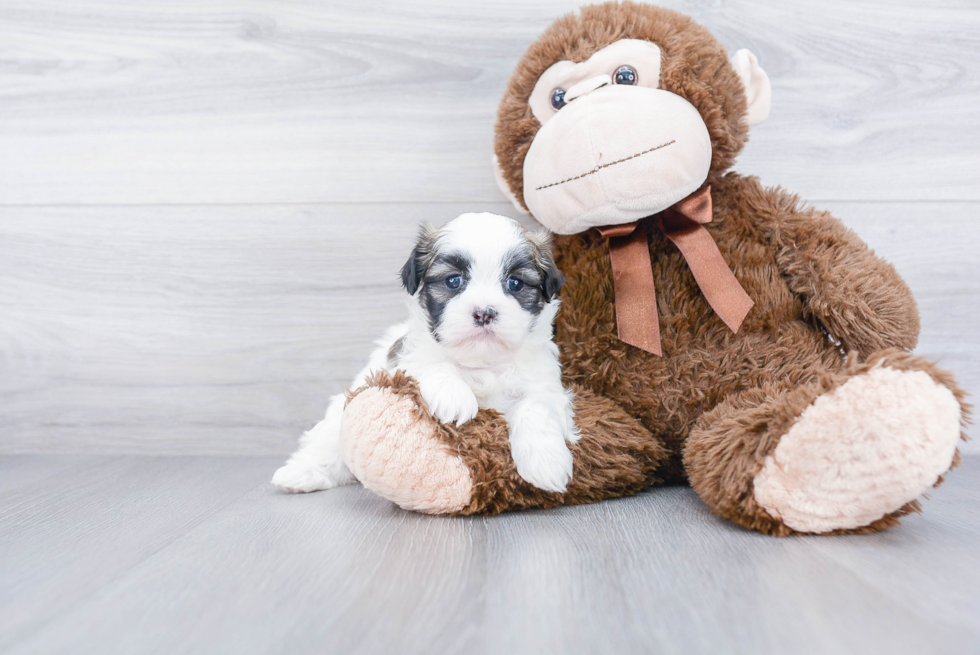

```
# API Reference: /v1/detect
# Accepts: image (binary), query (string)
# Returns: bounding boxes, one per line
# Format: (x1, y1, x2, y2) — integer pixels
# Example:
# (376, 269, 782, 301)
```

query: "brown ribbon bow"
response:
(596, 186, 754, 356)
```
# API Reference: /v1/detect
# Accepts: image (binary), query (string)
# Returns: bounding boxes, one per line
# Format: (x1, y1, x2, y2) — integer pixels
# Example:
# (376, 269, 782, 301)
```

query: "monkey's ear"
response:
(493, 154, 530, 217)
(400, 224, 437, 296)
(730, 49, 772, 127)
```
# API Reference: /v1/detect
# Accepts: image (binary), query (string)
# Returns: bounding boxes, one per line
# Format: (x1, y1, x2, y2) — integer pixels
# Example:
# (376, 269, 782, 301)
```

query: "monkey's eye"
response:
(445, 274, 462, 290)
(507, 277, 524, 293)
(613, 65, 638, 85)
(550, 88, 567, 111)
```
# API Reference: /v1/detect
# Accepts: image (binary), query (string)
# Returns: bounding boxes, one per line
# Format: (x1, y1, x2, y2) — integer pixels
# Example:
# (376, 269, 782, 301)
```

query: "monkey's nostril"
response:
(564, 73, 613, 102)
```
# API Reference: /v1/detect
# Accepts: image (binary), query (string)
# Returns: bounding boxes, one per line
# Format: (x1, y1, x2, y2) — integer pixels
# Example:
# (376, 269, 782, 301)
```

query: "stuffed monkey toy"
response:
(338, 2, 968, 535)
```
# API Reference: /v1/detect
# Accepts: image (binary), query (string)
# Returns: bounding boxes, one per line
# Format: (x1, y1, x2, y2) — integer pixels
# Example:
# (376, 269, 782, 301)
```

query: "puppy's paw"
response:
(509, 411, 574, 493)
(562, 415, 581, 446)
(418, 375, 480, 426)
(511, 435, 573, 493)
(272, 460, 350, 493)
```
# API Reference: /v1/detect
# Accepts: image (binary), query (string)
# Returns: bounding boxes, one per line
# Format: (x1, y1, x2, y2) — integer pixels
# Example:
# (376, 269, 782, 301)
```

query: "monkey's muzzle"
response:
(523, 85, 712, 235)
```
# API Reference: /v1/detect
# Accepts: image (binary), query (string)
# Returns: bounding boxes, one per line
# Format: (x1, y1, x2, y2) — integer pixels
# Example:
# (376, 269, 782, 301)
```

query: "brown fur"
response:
(351, 369, 669, 515)
(344, 2, 968, 534)
(551, 173, 928, 482)
(684, 349, 969, 536)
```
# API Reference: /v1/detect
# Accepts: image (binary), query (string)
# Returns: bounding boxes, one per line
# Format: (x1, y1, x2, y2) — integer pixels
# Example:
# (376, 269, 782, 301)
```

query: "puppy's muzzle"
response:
(472, 307, 498, 327)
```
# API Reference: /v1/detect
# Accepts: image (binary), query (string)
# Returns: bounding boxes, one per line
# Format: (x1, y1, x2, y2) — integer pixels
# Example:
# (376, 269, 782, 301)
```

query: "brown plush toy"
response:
(339, 1, 969, 535)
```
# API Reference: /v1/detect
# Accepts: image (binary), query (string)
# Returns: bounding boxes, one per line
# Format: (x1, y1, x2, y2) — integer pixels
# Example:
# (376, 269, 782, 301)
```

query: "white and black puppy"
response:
(272, 212, 579, 494)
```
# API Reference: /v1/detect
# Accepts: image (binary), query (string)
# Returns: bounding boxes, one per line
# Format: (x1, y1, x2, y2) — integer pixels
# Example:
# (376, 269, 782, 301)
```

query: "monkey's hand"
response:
(753, 178, 920, 356)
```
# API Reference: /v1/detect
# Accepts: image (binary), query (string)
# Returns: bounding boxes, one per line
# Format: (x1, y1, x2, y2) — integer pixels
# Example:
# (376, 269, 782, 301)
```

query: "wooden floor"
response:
(1, 454, 978, 655)
(2, 1, 979, 653)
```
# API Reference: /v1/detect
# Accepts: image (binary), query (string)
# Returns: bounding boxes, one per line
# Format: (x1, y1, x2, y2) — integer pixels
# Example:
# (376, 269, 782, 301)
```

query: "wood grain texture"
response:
(1, 455, 978, 654)
(0, 455, 276, 652)
(1, 201, 976, 455)
(0, 0, 978, 205)
(0, 202, 533, 454)
(1, 3, 977, 652)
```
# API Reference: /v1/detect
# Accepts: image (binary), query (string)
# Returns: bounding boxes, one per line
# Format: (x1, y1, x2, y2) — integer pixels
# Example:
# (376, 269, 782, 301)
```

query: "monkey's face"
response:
(524, 39, 712, 234)
(494, 3, 771, 235)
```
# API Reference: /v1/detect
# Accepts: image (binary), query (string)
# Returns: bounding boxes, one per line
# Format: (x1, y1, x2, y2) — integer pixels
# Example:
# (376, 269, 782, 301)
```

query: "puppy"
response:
(272, 212, 579, 494)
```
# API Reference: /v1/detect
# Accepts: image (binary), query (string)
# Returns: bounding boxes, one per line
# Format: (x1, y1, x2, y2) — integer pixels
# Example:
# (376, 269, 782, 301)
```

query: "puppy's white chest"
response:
(460, 366, 520, 412)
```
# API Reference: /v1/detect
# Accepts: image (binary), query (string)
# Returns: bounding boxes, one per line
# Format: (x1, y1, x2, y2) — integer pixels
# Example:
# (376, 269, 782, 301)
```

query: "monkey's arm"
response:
(744, 177, 920, 356)
(342, 371, 669, 515)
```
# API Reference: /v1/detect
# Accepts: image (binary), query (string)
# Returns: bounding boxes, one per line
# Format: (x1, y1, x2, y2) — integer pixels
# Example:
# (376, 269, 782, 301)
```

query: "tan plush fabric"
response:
(344, 370, 669, 516)
(523, 86, 713, 233)
(729, 49, 771, 126)
(753, 366, 962, 533)
(342, 380, 473, 515)
(683, 350, 969, 536)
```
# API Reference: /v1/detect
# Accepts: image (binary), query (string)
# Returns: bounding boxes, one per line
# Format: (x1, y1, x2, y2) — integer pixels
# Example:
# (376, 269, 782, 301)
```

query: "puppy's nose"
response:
(473, 307, 497, 327)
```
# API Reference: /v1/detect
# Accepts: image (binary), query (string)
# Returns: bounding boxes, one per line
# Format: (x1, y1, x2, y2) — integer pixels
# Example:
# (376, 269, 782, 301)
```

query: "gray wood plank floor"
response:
(1, 455, 978, 655)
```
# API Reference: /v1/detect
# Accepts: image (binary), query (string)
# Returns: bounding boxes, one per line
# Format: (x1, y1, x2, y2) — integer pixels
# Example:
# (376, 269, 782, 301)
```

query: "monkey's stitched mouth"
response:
(534, 140, 676, 191)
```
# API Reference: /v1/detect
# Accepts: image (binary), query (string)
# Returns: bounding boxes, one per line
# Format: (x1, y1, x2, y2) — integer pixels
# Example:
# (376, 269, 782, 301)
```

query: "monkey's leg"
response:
(684, 350, 967, 536)
(341, 371, 669, 515)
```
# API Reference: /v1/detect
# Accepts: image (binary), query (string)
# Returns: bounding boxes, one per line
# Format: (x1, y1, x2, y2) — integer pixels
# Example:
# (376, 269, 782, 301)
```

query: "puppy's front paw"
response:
(417, 375, 480, 426)
(509, 409, 574, 493)
(511, 435, 573, 493)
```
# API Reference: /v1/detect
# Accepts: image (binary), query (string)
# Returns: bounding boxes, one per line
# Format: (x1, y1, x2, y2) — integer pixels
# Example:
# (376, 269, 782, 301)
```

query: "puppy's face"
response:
(401, 213, 564, 356)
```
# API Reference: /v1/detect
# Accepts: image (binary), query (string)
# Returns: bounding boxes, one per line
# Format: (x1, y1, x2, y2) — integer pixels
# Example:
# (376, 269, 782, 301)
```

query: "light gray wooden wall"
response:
(1, 0, 978, 455)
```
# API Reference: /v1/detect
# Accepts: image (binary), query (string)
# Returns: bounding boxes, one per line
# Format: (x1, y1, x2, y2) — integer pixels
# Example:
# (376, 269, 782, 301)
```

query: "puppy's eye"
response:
(550, 88, 566, 111)
(613, 65, 637, 85)
(445, 274, 462, 290)
(507, 277, 524, 293)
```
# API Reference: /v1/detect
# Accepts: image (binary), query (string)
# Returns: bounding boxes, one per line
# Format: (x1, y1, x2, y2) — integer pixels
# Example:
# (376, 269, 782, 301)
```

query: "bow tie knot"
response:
(595, 185, 754, 356)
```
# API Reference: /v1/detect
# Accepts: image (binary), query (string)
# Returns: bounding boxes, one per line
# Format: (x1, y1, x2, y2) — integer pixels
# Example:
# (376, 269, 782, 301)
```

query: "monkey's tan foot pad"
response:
(341, 384, 474, 515)
(753, 366, 962, 533)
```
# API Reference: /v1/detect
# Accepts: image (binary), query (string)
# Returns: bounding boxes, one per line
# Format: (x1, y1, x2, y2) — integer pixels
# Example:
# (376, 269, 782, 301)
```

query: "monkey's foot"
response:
(341, 376, 474, 515)
(753, 365, 963, 533)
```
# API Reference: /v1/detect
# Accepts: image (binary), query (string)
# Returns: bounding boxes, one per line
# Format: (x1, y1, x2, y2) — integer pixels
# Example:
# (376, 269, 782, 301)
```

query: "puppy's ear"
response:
(540, 252, 565, 301)
(399, 250, 423, 296)
(400, 223, 438, 296)
(528, 231, 565, 302)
